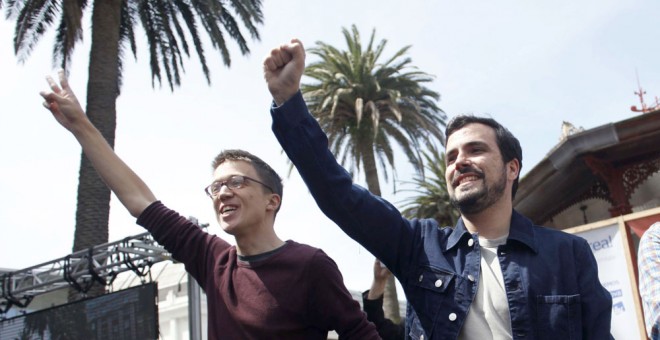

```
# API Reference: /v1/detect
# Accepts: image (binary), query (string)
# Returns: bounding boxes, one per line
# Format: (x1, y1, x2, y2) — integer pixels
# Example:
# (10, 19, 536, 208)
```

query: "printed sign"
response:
(575, 223, 641, 339)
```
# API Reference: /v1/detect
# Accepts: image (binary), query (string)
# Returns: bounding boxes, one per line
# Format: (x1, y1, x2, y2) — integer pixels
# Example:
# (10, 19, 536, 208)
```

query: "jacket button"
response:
(448, 312, 457, 321)
(434, 279, 443, 287)
(418, 274, 424, 282)
(468, 274, 475, 282)
(420, 336, 424, 340)
(467, 238, 474, 247)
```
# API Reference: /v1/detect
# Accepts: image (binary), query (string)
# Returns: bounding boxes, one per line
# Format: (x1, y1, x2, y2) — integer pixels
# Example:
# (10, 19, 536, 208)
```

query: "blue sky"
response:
(1, 0, 659, 293)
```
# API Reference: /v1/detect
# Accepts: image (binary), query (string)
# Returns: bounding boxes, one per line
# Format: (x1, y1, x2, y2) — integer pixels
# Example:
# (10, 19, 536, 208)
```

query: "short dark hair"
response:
(212, 149, 284, 213)
(445, 115, 523, 199)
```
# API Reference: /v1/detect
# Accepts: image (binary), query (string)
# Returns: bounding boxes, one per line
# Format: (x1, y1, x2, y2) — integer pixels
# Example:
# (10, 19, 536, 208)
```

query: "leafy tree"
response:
(399, 142, 460, 227)
(2, 0, 263, 298)
(302, 24, 446, 323)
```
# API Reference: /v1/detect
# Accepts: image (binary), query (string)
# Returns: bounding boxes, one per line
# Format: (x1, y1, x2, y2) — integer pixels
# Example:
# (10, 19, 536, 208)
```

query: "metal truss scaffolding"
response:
(1, 230, 173, 315)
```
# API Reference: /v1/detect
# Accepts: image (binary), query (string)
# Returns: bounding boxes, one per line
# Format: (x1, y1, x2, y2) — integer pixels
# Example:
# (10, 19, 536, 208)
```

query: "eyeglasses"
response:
(204, 175, 274, 198)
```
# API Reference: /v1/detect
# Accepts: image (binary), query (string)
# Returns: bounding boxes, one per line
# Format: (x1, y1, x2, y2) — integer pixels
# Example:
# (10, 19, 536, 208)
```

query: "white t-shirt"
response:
(458, 235, 513, 340)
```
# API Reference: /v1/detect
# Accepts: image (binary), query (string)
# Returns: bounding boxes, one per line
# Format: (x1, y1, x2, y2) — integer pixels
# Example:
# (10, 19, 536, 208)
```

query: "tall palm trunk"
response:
(361, 144, 402, 325)
(69, 0, 122, 300)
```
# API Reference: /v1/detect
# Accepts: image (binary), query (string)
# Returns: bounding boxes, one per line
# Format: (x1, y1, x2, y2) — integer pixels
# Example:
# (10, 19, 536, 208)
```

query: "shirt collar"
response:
(507, 210, 538, 253)
(446, 218, 471, 251)
(445, 210, 539, 254)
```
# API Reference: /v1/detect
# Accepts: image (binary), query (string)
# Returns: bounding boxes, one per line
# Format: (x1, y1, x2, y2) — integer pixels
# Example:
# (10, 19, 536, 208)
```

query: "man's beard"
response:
(450, 165, 507, 215)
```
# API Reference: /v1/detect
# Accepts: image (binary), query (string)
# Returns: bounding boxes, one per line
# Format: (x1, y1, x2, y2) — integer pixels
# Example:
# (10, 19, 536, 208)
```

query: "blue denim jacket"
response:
(271, 92, 613, 339)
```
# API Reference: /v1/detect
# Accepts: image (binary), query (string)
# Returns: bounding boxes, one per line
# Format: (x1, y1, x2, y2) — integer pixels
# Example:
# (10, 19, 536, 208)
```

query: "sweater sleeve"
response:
(136, 201, 230, 285)
(306, 250, 380, 339)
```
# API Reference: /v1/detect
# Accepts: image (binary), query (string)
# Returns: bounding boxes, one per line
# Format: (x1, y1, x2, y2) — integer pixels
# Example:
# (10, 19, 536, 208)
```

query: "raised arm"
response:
(367, 259, 391, 300)
(40, 71, 156, 217)
(363, 259, 405, 340)
(263, 38, 306, 106)
(265, 39, 420, 277)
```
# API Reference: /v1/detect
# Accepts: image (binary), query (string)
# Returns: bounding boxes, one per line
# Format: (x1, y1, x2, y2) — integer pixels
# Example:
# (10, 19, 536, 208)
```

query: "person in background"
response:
(363, 259, 405, 340)
(639, 221, 660, 339)
(263, 38, 613, 339)
(39, 71, 379, 340)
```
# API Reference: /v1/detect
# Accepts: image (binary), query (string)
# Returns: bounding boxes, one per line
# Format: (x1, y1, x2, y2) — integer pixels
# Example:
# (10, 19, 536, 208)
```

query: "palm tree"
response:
(399, 143, 460, 227)
(2, 0, 263, 298)
(302, 24, 446, 323)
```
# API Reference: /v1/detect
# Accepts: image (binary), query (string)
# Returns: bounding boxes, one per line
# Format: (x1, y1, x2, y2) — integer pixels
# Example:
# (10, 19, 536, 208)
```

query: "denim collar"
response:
(445, 210, 539, 254)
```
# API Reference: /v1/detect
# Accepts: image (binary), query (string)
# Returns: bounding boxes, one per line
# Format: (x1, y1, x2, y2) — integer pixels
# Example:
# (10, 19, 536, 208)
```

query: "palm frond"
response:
(300, 25, 446, 198)
(13, 0, 59, 63)
(398, 144, 460, 226)
(52, 0, 87, 70)
(172, 0, 210, 83)
(227, 0, 263, 39)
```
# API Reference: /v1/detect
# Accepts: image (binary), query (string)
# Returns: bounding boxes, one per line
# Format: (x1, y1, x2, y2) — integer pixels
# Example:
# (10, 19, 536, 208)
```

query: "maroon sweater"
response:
(137, 201, 379, 340)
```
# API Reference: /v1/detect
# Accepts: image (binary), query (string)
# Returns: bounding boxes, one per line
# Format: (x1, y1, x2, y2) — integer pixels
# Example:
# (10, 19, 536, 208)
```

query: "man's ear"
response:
(507, 159, 520, 181)
(266, 194, 281, 212)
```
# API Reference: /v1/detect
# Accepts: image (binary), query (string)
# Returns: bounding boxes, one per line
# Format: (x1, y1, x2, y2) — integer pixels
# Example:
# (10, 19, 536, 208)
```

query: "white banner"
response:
(575, 223, 641, 339)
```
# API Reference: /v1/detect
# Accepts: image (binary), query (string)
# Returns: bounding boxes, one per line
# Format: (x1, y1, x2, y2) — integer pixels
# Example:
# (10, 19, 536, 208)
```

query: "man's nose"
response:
(454, 152, 471, 169)
(218, 184, 234, 198)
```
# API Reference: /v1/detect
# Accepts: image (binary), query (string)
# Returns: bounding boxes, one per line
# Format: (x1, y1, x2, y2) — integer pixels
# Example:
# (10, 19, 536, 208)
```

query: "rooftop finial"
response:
(631, 70, 659, 113)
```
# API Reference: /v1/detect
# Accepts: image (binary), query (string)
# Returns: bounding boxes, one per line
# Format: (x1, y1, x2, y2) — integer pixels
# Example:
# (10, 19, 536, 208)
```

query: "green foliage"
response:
(302, 24, 446, 184)
(2, 0, 264, 90)
(2, 0, 264, 270)
(399, 143, 460, 227)
(301, 24, 447, 322)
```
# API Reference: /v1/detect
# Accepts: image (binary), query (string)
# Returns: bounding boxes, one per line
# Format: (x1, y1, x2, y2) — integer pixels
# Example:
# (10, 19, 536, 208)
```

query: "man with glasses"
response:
(263, 39, 613, 339)
(39, 71, 379, 340)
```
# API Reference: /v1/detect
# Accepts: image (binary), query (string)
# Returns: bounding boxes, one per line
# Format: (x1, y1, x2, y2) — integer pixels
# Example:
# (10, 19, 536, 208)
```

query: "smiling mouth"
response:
(459, 175, 480, 185)
(220, 206, 237, 214)
(454, 174, 481, 187)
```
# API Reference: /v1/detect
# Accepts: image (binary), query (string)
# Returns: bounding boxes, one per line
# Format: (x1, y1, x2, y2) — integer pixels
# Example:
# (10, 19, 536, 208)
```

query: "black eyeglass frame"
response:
(204, 175, 275, 198)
